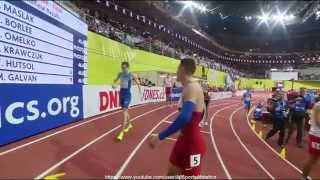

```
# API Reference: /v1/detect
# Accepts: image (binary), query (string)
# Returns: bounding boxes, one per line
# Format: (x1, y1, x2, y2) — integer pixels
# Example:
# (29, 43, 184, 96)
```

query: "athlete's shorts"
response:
(165, 87, 172, 99)
(308, 134, 320, 156)
(120, 89, 131, 109)
(169, 134, 206, 176)
(244, 101, 251, 110)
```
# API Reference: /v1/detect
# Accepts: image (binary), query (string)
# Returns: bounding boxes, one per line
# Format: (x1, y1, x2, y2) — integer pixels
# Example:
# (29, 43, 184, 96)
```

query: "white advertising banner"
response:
(208, 91, 233, 100)
(83, 85, 121, 118)
(131, 86, 166, 105)
(235, 90, 246, 97)
(83, 85, 166, 118)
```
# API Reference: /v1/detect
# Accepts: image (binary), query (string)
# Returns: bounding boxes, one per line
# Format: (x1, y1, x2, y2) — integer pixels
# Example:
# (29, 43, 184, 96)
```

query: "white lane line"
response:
(209, 104, 238, 179)
(200, 131, 210, 134)
(0, 103, 155, 157)
(0, 100, 237, 156)
(114, 111, 177, 179)
(246, 106, 306, 176)
(34, 105, 170, 180)
(1, 100, 231, 151)
(229, 106, 275, 179)
(114, 101, 238, 178)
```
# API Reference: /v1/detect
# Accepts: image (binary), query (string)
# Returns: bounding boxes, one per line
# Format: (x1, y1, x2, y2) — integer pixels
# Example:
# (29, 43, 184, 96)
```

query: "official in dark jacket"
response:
(265, 93, 288, 147)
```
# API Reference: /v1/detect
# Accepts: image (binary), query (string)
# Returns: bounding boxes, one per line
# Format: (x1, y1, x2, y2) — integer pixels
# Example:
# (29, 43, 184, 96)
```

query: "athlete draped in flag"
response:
(149, 58, 206, 176)
(113, 62, 141, 141)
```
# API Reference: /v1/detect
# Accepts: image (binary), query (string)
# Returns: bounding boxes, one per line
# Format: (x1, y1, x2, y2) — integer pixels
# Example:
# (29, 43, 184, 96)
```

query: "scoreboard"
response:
(0, 0, 87, 84)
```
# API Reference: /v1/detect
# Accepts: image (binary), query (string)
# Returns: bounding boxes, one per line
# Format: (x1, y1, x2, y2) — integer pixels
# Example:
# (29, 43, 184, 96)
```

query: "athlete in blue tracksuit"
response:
(113, 62, 141, 141)
(242, 89, 252, 114)
(265, 94, 288, 147)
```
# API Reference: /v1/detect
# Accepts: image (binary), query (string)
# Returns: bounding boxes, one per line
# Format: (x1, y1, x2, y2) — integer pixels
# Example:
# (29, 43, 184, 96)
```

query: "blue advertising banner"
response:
(171, 87, 182, 101)
(0, 84, 83, 145)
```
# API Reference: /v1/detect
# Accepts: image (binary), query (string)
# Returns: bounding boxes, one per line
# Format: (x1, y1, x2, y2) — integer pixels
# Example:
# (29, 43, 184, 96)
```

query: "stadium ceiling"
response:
(163, 1, 320, 52)
(171, 1, 320, 34)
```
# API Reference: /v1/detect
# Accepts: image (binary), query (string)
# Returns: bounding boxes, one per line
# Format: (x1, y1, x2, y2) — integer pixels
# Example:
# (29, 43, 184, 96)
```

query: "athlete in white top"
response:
(163, 74, 173, 105)
(303, 102, 320, 179)
(309, 106, 320, 137)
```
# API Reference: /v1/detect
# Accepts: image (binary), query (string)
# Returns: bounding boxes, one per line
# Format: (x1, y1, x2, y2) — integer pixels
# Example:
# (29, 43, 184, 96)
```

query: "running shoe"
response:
(123, 123, 133, 133)
(117, 131, 125, 141)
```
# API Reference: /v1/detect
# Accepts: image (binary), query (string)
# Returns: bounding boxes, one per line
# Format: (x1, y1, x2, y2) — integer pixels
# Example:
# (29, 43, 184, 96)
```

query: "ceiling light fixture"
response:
(181, 1, 208, 13)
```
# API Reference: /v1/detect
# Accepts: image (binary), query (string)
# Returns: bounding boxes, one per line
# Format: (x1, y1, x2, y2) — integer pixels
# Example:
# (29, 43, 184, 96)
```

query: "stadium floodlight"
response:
(316, 11, 320, 20)
(273, 13, 285, 24)
(180, 1, 207, 13)
(273, 6, 291, 27)
(182, 1, 195, 8)
(199, 5, 207, 13)
(287, 14, 295, 20)
(258, 14, 269, 22)
(257, 6, 296, 32)
(245, 16, 253, 21)
(257, 9, 271, 27)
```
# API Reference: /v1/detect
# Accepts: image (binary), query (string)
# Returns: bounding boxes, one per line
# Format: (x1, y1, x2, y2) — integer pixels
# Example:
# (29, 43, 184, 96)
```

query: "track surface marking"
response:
(43, 101, 236, 178)
(0, 103, 152, 156)
(229, 106, 274, 179)
(118, 102, 237, 178)
(0, 103, 166, 178)
(0, 96, 310, 179)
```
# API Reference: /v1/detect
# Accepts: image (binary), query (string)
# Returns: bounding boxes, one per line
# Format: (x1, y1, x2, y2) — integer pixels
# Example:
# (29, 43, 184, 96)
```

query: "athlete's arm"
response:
(112, 73, 120, 89)
(158, 86, 197, 140)
(113, 73, 120, 84)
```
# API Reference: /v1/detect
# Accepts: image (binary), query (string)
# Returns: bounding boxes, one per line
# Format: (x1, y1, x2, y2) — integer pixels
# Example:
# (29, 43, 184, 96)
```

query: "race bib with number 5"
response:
(190, 154, 201, 167)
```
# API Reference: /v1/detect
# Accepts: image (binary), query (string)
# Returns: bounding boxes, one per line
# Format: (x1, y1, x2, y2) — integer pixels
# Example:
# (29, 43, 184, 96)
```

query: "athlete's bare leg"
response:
(122, 108, 132, 130)
(205, 104, 209, 125)
(117, 108, 132, 140)
(122, 108, 128, 130)
(199, 105, 208, 127)
(302, 154, 318, 179)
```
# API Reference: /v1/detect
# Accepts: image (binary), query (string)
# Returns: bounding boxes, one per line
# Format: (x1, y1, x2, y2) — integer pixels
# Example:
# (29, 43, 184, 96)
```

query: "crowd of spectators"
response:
(66, 0, 319, 81)
(299, 73, 320, 81)
(138, 77, 156, 87)
(207, 86, 234, 92)
(67, 1, 248, 80)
